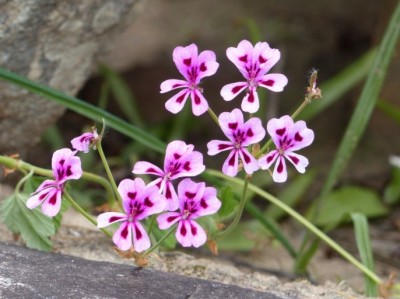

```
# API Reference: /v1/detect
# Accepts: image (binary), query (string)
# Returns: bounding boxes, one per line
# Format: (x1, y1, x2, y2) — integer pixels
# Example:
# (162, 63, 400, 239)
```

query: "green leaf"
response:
(383, 166, 400, 205)
(0, 193, 55, 251)
(351, 213, 378, 297)
(152, 226, 176, 250)
(217, 222, 256, 251)
(217, 186, 238, 219)
(266, 171, 315, 221)
(312, 186, 388, 228)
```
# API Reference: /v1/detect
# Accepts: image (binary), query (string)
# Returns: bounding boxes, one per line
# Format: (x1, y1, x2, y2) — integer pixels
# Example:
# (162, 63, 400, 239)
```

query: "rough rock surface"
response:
(0, 0, 142, 155)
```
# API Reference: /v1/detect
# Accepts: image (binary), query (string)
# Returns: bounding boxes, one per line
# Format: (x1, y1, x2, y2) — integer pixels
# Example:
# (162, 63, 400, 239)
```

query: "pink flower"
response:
(97, 178, 166, 252)
(71, 128, 99, 153)
(207, 109, 265, 177)
(258, 115, 314, 183)
(133, 140, 205, 211)
(220, 40, 288, 113)
(157, 178, 221, 248)
(26, 148, 82, 217)
(160, 44, 219, 116)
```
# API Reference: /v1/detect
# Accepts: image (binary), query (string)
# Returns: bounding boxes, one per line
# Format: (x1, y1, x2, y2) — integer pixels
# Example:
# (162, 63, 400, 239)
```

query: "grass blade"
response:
(351, 213, 378, 297)
(0, 67, 165, 153)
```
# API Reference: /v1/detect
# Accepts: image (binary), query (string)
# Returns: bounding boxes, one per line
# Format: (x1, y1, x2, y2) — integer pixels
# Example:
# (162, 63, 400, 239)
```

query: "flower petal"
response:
(173, 44, 199, 81)
(132, 222, 151, 252)
(241, 88, 259, 113)
(135, 185, 167, 220)
(218, 108, 244, 140)
(240, 117, 266, 146)
(157, 212, 181, 229)
(259, 74, 288, 92)
(176, 220, 207, 248)
(272, 156, 288, 183)
(165, 89, 190, 114)
(197, 50, 219, 81)
(207, 140, 234, 155)
(222, 150, 239, 177)
(71, 132, 96, 153)
(160, 79, 189, 93)
(266, 115, 294, 147)
(190, 186, 221, 218)
(113, 222, 132, 251)
(220, 82, 247, 102)
(52, 148, 82, 183)
(41, 189, 62, 217)
(117, 178, 146, 214)
(190, 90, 209, 116)
(177, 179, 205, 212)
(97, 212, 127, 228)
(288, 120, 315, 151)
(284, 152, 309, 174)
(226, 40, 254, 78)
(239, 149, 259, 174)
(258, 150, 279, 170)
(132, 161, 163, 176)
(254, 42, 281, 75)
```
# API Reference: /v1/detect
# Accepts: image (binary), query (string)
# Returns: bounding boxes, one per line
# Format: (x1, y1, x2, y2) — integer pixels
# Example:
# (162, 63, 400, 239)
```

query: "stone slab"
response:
(0, 242, 284, 299)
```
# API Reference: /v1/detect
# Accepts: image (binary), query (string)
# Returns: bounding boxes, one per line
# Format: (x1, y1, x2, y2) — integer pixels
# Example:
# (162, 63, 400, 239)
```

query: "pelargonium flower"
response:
(26, 148, 82, 217)
(258, 115, 314, 183)
(220, 40, 288, 113)
(207, 108, 265, 177)
(160, 44, 219, 116)
(71, 128, 99, 153)
(157, 178, 221, 248)
(97, 178, 166, 252)
(133, 140, 205, 211)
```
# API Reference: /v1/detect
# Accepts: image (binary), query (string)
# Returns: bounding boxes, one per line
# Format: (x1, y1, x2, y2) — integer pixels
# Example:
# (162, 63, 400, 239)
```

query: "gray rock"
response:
(0, 0, 141, 155)
(0, 242, 283, 299)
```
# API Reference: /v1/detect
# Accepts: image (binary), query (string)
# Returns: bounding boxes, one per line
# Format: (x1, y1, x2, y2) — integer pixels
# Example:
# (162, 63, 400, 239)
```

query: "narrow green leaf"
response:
(376, 99, 400, 125)
(99, 64, 145, 127)
(0, 193, 55, 251)
(0, 67, 166, 153)
(383, 167, 400, 205)
(351, 213, 378, 297)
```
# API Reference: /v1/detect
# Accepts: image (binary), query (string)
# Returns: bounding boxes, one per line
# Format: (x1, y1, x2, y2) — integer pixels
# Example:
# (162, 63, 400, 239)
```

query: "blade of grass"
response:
(351, 213, 378, 297)
(99, 64, 145, 127)
(376, 99, 400, 125)
(0, 67, 165, 153)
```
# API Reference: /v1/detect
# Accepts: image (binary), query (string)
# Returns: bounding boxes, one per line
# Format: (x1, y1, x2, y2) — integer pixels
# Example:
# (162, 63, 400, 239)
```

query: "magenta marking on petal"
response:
(266, 154, 275, 163)
(259, 55, 267, 63)
(144, 197, 154, 207)
(190, 223, 197, 236)
(127, 192, 136, 200)
(59, 159, 65, 166)
(166, 187, 172, 200)
(228, 152, 236, 166)
(295, 132, 303, 142)
(180, 224, 187, 236)
(66, 166, 72, 177)
(173, 153, 181, 160)
(176, 93, 186, 104)
(146, 167, 159, 173)
(241, 150, 251, 164)
(228, 122, 238, 130)
(246, 128, 254, 137)
(199, 62, 207, 72)
(276, 128, 286, 136)
(231, 85, 243, 94)
(194, 93, 201, 105)
(121, 224, 129, 239)
(167, 215, 179, 223)
(200, 199, 208, 209)
(289, 155, 299, 165)
(277, 160, 284, 173)
(263, 79, 275, 87)
(135, 225, 142, 240)
(218, 144, 231, 150)
(183, 58, 191, 66)
(172, 83, 183, 88)
(238, 55, 247, 62)
(185, 191, 196, 199)
(248, 91, 255, 103)
(48, 193, 57, 205)
(39, 193, 48, 200)
(109, 216, 123, 223)
(183, 161, 191, 171)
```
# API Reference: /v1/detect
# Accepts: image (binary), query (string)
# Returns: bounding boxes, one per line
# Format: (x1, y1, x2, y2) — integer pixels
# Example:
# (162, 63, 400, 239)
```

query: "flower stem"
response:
(217, 174, 250, 238)
(96, 141, 123, 209)
(207, 108, 219, 126)
(206, 169, 383, 284)
(142, 224, 177, 257)
(64, 192, 112, 238)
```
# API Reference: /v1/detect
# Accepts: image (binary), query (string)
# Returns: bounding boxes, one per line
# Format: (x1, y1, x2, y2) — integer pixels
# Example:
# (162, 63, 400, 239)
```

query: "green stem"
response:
(143, 224, 177, 257)
(207, 108, 219, 125)
(96, 141, 123, 208)
(206, 169, 382, 284)
(147, 215, 156, 236)
(15, 170, 34, 194)
(64, 192, 112, 238)
(217, 175, 249, 238)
